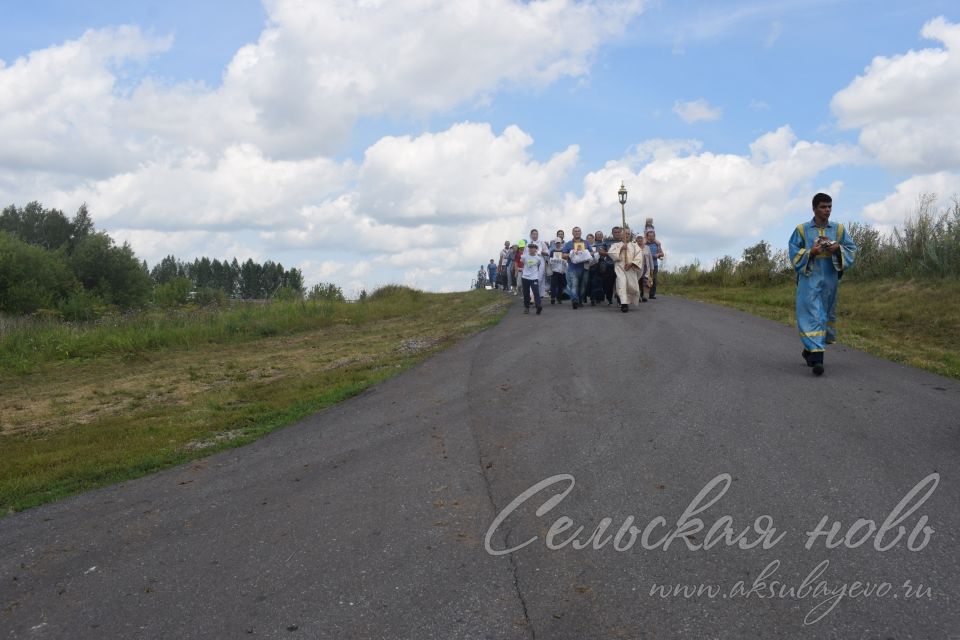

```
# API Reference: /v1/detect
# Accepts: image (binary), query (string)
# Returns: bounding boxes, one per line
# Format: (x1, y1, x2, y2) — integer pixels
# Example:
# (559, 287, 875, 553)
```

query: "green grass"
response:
(1, 288, 509, 514)
(0, 288, 435, 374)
(667, 278, 960, 379)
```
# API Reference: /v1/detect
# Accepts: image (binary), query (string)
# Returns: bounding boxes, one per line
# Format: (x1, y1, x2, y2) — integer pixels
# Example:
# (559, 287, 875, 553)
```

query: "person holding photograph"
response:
(562, 227, 593, 309)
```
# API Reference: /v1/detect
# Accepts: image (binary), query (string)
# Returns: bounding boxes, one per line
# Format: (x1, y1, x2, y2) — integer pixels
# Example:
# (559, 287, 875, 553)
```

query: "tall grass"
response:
(0, 284, 429, 374)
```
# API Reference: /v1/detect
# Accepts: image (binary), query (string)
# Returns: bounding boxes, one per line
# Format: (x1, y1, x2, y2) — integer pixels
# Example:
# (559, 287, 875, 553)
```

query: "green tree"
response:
(150, 255, 184, 285)
(238, 259, 262, 299)
(0, 202, 74, 250)
(71, 233, 152, 308)
(0, 231, 77, 313)
(283, 267, 305, 295)
(737, 240, 775, 284)
(69, 204, 94, 252)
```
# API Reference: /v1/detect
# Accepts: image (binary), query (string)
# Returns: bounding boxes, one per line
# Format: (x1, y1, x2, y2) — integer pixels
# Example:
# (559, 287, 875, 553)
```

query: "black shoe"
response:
(813, 362, 824, 376)
(607, 300, 612, 306)
(572, 301, 578, 309)
(551, 299, 555, 305)
(536, 306, 542, 315)
(590, 300, 596, 306)
(802, 349, 813, 366)
(524, 307, 529, 314)
(641, 297, 648, 302)
(621, 304, 628, 313)
(649, 295, 657, 299)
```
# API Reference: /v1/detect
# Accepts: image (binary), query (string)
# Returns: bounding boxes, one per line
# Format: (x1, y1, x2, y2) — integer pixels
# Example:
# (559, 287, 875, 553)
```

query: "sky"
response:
(2, 0, 959, 294)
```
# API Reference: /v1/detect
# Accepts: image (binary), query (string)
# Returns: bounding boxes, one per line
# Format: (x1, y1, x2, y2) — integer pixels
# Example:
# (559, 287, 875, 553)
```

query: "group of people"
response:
(483, 192, 858, 378)
(487, 220, 665, 314)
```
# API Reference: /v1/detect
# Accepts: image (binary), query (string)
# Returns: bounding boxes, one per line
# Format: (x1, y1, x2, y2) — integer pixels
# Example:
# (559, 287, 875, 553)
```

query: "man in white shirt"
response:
(519, 242, 545, 315)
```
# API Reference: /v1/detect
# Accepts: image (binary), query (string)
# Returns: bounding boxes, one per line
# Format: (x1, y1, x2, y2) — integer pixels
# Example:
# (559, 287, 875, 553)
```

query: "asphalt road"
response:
(2, 294, 959, 639)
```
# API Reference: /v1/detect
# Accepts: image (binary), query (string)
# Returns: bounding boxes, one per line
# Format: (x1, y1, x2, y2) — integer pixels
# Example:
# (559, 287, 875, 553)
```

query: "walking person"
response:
(644, 229, 664, 299)
(549, 234, 567, 302)
(520, 241, 544, 315)
(562, 227, 593, 309)
(528, 229, 550, 299)
(487, 259, 498, 289)
(598, 226, 621, 305)
(499, 241, 516, 293)
(547, 237, 567, 304)
(607, 227, 644, 312)
(788, 193, 858, 376)
(636, 233, 654, 302)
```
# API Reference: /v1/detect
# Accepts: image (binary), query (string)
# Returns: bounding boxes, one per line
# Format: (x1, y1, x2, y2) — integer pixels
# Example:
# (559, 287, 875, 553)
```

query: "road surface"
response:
(2, 295, 958, 639)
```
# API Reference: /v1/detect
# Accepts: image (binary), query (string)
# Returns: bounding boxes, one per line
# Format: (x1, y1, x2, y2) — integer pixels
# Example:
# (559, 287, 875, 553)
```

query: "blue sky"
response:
(2, 1, 959, 292)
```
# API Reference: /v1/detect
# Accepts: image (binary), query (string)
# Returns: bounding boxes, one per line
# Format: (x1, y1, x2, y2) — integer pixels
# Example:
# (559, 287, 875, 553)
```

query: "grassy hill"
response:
(0, 287, 508, 514)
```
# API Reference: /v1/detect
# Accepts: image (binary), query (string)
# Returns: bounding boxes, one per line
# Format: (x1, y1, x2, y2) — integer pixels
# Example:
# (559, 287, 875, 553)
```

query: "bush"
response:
(274, 285, 304, 302)
(367, 284, 423, 301)
(193, 287, 227, 307)
(307, 283, 345, 302)
(153, 276, 192, 307)
(57, 289, 102, 321)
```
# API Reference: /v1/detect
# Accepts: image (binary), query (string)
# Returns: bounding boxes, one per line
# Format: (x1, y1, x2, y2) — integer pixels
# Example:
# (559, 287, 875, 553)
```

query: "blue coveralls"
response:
(788, 219, 857, 356)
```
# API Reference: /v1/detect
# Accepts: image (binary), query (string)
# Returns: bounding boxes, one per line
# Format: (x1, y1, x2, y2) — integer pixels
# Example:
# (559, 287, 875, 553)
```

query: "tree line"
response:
(0, 202, 342, 319)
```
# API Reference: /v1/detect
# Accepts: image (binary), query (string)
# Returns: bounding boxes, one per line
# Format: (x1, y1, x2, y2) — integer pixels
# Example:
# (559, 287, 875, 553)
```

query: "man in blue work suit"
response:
(788, 193, 858, 376)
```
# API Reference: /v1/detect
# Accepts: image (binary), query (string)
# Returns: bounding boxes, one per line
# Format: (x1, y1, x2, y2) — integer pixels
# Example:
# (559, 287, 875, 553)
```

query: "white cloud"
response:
(832, 16, 960, 172)
(0, 2, 875, 293)
(0, 1, 646, 186)
(357, 122, 578, 225)
(0, 27, 172, 177)
(298, 260, 343, 286)
(860, 172, 960, 224)
(561, 126, 857, 255)
(673, 98, 722, 123)
(52, 144, 354, 230)
(764, 21, 782, 48)
(107, 229, 263, 268)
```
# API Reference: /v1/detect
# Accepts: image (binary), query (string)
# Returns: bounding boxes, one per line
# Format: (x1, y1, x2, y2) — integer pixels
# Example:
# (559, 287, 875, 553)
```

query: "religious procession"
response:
(488, 218, 664, 315)
(483, 188, 858, 377)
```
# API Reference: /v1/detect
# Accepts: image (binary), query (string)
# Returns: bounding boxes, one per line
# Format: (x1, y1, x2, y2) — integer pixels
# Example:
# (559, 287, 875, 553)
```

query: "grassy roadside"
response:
(1, 288, 509, 514)
(665, 278, 960, 380)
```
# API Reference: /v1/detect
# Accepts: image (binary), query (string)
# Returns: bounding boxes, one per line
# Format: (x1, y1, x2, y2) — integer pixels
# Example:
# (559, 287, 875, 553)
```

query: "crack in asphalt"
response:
(465, 312, 536, 640)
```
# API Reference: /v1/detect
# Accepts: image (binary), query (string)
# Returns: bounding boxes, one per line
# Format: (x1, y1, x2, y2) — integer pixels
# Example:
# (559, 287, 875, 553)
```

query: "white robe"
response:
(608, 241, 645, 305)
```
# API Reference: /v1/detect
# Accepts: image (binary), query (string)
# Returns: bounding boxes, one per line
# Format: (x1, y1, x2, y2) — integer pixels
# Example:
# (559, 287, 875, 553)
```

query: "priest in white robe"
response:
(607, 229, 645, 312)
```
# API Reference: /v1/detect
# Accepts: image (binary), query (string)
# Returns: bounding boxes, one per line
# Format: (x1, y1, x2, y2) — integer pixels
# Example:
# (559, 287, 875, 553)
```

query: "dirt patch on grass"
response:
(182, 429, 246, 451)
(396, 338, 440, 355)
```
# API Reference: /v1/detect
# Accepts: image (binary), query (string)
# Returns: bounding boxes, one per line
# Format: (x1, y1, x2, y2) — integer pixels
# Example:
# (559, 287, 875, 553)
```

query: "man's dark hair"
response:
(812, 193, 832, 208)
